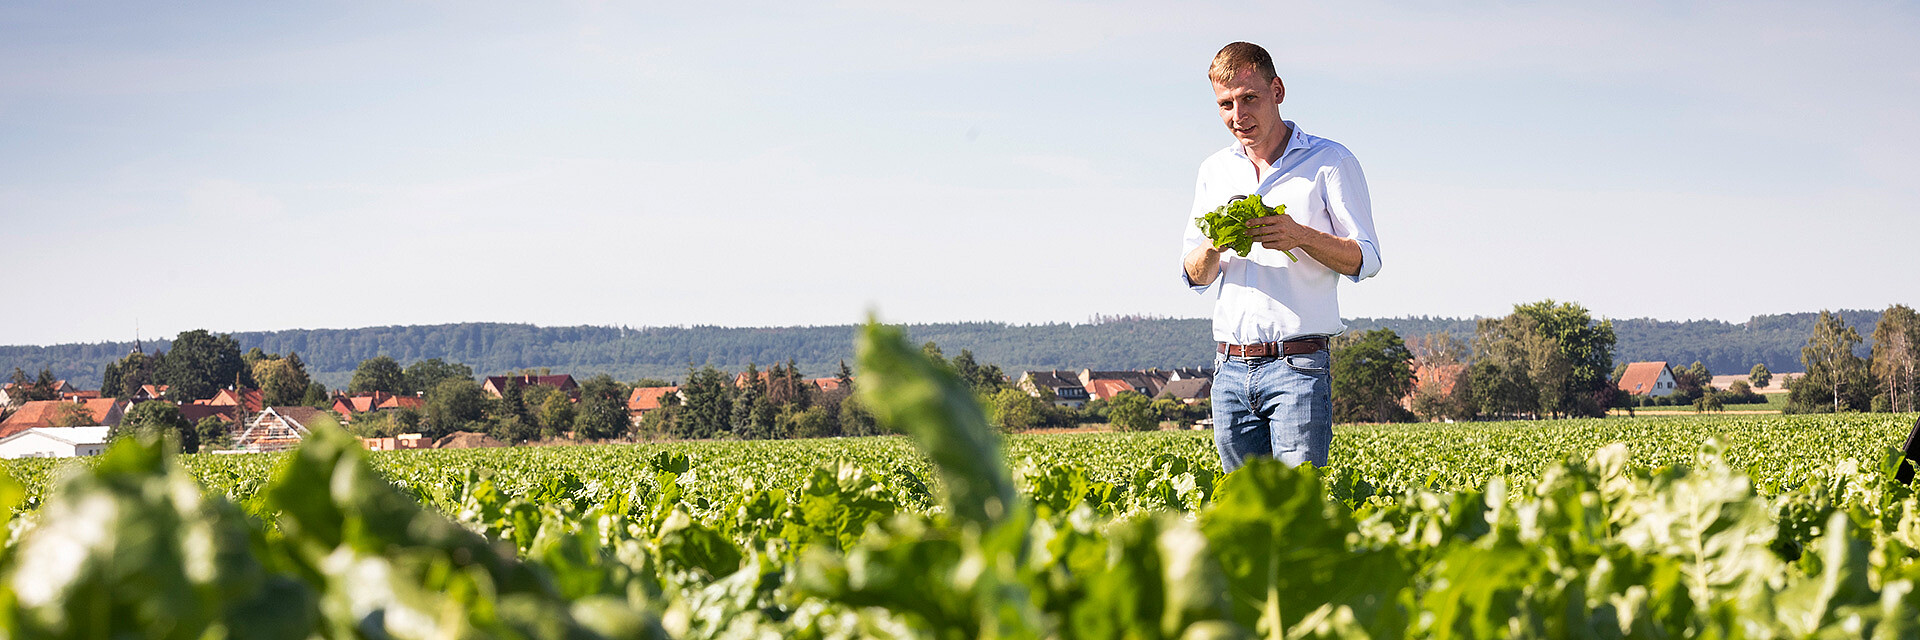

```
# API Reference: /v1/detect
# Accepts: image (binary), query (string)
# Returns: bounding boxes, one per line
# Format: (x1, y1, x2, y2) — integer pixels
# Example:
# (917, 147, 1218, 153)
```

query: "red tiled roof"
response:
(177, 404, 239, 424)
(381, 396, 423, 410)
(810, 377, 844, 392)
(1157, 377, 1211, 401)
(1086, 379, 1139, 401)
(3, 380, 68, 392)
(332, 392, 424, 420)
(483, 375, 578, 396)
(0, 402, 64, 437)
(1617, 361, 1670, 395)
(627, 386, 679, 412)
(271, 406, 332, 429)
(0, 399, 125, 438)
(209, 388, 264, 412)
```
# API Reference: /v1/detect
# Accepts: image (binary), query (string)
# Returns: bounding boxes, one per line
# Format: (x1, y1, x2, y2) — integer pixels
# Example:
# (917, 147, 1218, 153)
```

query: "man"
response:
(1181, 42, 1382, 472)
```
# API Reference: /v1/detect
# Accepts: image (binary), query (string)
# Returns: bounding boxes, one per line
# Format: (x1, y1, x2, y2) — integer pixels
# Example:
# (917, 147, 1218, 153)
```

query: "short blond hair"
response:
(1209, 42, 1277, 85)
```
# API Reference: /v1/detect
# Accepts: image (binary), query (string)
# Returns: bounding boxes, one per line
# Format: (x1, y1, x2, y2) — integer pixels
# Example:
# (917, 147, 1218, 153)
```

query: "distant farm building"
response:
(483, 375, 579, 398)
(0, 426, 110, 459)
(1078, 370, 1170, 398)
(0, 379, 75, 406)
(1018, 371, 1090, 408)
(627, 386, 682, 423)
(203, 388, 264, 412)
(0, 398, 128, 438)
(1157, 378, 1212, 405)
(1617, 362, 1677, 397)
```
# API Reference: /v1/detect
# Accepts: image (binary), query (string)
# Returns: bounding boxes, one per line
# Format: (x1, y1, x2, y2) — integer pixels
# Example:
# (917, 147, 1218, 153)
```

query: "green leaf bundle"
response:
(1194, 193, 1296, 261)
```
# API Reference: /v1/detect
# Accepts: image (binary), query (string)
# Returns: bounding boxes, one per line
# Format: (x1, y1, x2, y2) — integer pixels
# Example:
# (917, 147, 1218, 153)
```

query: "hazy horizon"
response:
(5, 305, 1899, 349)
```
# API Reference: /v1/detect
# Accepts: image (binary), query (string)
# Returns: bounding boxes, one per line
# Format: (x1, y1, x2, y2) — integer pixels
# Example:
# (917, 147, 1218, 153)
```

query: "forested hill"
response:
(1, 309, 1890, 389)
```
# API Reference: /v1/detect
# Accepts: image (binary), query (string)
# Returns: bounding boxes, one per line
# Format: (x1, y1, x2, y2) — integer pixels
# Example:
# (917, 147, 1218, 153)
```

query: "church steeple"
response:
(131, 322, 144, 356)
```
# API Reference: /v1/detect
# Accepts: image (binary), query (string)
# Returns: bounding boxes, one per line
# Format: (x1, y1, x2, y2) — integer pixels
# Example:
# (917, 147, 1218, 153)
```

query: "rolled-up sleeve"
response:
(1181, 173, 1222, 292)
(1323, 152, 1381, 282)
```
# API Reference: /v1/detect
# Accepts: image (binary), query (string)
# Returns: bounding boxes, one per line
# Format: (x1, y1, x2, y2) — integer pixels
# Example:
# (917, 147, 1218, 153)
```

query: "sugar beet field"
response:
(3, 325, 1919, 638)
(7, 414, 1912, 514)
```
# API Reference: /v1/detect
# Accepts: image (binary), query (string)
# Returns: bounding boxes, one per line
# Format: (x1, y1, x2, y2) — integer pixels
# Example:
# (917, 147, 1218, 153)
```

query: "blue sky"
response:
(3, 1, 1916, 345)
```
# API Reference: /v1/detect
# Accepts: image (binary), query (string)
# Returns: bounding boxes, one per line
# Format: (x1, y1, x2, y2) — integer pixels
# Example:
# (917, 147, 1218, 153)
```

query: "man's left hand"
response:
(1246, 214, 1314, 252)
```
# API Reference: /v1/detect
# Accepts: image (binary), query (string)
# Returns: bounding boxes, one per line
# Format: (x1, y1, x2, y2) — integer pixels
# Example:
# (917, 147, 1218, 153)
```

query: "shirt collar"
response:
(1230, 120, 1307, 160)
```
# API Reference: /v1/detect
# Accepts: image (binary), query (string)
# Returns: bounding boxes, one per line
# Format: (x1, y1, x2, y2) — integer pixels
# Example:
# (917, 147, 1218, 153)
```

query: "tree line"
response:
(1784, 306, 1920, 414)
(1329, 300, 1622, 423)
(9, 310, 1895, 392)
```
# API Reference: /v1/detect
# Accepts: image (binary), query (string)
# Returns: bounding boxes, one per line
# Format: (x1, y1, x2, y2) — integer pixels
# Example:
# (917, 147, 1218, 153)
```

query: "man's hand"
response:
(1184, 244, 1224, 286)
(1246, 214, 1311, 253)
(1246, 214, 1365, 276)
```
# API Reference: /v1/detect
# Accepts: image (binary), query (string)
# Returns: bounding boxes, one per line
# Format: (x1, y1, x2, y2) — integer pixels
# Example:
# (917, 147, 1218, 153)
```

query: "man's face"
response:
(1212, 68, 1286, 154)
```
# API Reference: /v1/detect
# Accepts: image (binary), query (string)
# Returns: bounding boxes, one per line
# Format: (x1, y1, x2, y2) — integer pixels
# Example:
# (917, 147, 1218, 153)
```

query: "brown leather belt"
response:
(1217, 336, 1328, 358)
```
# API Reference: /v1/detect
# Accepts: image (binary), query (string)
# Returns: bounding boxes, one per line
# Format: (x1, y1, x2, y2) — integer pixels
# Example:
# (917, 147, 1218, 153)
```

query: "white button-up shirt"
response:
(1182, 121, 1381, 345)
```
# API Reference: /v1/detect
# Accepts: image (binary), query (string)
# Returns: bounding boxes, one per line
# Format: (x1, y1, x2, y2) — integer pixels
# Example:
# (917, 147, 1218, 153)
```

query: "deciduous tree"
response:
(350, 356, 405, 395)
(252, 358, 310, 407)
(1749, 363, 1773, 389)
(154, 330, 247, 402)
(1330, 328, 1417, 423)
(1790, 310, 1872, 413)
(988, 388, 1043, 431)
(1108, 391, 1158, 432)
(1511, 300, 1617, 418)
(422, 378, 487, 439)
(572, 393, 630, 441)
(402, 358, 473, 395)
(1871, 304, 1918, 412)
(194, 416, 232, 451)
(112, 401, 196, 453)
(102, 352, 157, 400)
(539, 392, 574, 438)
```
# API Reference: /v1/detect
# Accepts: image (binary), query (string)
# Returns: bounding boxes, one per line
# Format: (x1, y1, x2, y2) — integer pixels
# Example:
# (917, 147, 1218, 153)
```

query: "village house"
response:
(1017, 371, 1090, 408)
(1167, 367, 1215, 382)
(1617, 362, 1678, 398)
(203, 388, 264, 412)
(627, 386, 682, 423)
(1156, 378, 1212, 405)
(232, 406, 333, 453)
(1078, 369, 1169, 398)
(482, 375, 578, 398)
(0, 426, 110, 459)
(331, 391, 425, 423)
(0, 398, 128, 439)
(0, 379, 75, 406)
(1084, 379, 1140, 402)
(177, 403, 241, 426)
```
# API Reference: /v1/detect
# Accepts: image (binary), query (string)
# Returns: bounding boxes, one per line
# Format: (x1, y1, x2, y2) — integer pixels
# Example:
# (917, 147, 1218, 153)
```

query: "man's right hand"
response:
(1184, 244, 1224, 286)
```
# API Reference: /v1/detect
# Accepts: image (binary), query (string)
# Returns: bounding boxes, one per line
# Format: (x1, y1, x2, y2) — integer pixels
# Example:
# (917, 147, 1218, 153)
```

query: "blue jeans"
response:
(1211, 348, 1333, 473)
